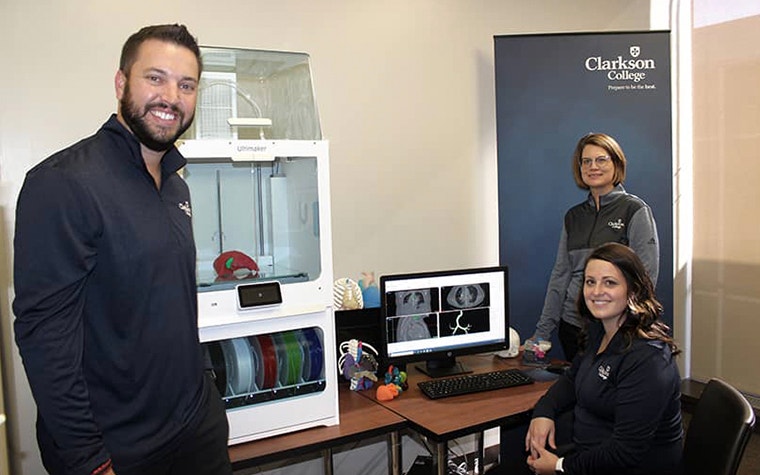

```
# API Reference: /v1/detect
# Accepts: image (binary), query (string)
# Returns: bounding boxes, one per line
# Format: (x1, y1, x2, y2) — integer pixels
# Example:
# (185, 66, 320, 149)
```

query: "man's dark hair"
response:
(120, 24, 202, 77)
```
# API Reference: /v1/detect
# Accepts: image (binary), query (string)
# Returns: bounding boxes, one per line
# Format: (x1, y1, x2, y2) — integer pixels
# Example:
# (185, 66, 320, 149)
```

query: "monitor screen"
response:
(380, 266, 509, 378)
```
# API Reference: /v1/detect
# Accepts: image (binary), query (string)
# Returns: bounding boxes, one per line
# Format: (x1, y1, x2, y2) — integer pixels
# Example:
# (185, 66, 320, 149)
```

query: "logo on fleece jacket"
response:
(607, 218, 625, 230)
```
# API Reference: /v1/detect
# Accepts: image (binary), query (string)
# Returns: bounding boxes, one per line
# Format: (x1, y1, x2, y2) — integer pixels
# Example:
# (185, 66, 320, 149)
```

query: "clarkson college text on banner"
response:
(494, 31, 673, 355)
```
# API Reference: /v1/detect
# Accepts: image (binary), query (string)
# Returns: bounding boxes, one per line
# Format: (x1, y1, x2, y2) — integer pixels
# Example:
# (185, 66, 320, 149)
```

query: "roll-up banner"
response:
(495, 31, 672, 358)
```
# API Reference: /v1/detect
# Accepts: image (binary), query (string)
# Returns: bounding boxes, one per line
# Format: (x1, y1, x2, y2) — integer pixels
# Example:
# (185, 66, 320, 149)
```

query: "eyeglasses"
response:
(580, 156, 612, 168)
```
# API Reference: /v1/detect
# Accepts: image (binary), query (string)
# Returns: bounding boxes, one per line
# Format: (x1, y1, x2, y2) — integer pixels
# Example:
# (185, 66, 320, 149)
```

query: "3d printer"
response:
(177, 46, 338, 445)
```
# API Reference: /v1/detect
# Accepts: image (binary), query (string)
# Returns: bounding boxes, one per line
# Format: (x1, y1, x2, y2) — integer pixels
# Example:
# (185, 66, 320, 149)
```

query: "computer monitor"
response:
(380, 266, 509, 378)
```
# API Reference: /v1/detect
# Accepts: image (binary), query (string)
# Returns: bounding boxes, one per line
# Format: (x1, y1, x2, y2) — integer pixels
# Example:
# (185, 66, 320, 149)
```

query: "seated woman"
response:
(525, 242, 682, 475)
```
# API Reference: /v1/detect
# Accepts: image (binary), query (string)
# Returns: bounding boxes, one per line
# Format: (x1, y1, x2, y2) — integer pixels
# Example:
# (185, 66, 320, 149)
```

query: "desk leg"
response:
(387, 431, 401, 475)
(475, 431, 484, 474)
(434, 441, 447, 475)
(321, 448, 333, 475)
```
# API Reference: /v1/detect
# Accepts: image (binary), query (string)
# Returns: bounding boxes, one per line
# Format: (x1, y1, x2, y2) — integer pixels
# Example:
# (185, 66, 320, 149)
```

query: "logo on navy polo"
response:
(178, 201, 192, 218)
(598, 364, 611, 381)
(608, 218, 625, 230)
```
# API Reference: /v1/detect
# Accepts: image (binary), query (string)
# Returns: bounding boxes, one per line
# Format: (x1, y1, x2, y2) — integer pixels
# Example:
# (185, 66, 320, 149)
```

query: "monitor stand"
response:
(415, 354, 473, 379)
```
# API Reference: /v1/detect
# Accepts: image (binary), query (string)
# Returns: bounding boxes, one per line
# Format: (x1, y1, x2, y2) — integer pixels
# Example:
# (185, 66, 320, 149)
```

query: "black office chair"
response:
(683, 378, 756, 475)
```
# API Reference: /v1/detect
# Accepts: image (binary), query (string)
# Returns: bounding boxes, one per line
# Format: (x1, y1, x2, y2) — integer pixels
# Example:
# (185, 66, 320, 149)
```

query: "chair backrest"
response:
(683, 378, 756, 475)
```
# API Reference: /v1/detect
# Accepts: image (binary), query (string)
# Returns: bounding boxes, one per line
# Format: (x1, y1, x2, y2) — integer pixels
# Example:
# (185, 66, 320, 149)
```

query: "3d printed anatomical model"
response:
(338, 339, 378, 391)
(376, 365, 408, 401)
(213, 250, 260, 281)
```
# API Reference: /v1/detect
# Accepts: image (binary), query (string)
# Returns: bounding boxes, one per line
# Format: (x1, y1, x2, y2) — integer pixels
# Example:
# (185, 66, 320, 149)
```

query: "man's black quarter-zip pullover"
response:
(14, 115, 206, 475)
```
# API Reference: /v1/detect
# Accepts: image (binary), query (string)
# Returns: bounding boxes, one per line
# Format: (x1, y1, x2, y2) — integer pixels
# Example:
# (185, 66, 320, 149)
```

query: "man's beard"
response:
(120, 83, 194, 152)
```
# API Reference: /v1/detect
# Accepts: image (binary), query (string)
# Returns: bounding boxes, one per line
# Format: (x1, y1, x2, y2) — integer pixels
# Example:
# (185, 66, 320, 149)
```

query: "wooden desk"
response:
(364, 353, 555, 475)
(229, 386, 406, 474)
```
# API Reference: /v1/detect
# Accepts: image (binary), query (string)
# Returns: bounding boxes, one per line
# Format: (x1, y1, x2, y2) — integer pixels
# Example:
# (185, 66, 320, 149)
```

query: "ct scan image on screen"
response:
(386, 313, 438, 343)
(381, 267, 508, 378)
(442, 283, 489, 310)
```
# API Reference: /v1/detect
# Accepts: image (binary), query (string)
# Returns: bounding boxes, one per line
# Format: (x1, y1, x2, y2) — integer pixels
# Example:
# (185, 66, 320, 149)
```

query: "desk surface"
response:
(365, 353, 555, 441)
(229, 386, 406, 470)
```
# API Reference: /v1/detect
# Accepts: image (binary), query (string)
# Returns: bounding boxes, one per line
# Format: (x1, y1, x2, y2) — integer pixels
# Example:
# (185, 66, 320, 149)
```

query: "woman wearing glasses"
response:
(530, 133, 659, 362)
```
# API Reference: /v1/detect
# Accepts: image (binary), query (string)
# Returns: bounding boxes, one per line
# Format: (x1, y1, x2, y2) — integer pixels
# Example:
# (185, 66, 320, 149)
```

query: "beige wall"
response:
(692, 12, 760, 395)
(0, 1, 654, 474)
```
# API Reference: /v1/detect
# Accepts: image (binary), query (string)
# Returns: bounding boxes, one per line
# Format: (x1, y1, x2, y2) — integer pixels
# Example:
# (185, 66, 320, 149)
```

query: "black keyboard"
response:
(417, 368, 534, 400)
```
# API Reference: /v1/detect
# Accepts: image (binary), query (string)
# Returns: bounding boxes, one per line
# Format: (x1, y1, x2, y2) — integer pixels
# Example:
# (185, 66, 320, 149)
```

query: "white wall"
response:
(0, 1, 650, 474)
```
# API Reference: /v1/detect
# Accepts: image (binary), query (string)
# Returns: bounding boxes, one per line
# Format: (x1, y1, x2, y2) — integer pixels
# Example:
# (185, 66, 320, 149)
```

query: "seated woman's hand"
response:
(526, 444, 559, 475)
(525, 416, 556, 459)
